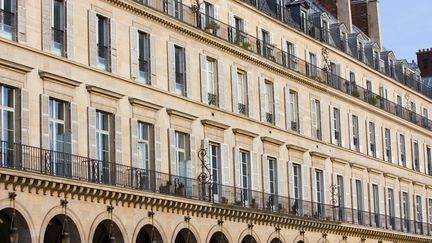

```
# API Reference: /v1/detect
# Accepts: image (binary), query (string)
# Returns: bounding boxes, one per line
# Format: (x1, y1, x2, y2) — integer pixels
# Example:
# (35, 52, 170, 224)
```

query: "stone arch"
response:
(132, 216, 168, 243)
(237, 227, 261, 243)
(38, 205, 85, 243)
(292, 233, 309, 243)
(171, 220, 201, 243)
(0, 197, 35, 243)
(205, 223, 234, 243)
(266, 230, 286, 243)
(88, 210, 129, 243)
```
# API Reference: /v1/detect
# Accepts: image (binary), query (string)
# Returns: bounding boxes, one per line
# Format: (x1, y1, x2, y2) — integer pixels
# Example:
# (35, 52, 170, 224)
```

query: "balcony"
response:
(0, 140, 431, 236)
(238, 103, 247, 115)
(208, 92, 218, 106)
(265, 112, 273, 124)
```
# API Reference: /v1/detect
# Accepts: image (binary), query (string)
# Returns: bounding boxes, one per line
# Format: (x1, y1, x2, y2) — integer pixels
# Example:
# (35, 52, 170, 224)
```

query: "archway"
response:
(43, 214, 81, 243)
(0, 208, 31, 243)
(209, 231, 229, 243)
(270, 238, 282, 243)
(136, 224, 163, 243)
(174, 228, 197, 243)
(92, 219, 124, 243)
(241, 235, 257, 243)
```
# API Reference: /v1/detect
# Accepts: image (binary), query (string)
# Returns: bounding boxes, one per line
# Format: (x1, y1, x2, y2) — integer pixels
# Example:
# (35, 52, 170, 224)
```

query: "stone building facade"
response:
(0, 0, 431, 243)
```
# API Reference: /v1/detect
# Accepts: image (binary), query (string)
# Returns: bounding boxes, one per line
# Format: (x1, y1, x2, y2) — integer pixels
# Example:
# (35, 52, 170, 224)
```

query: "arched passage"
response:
(136, 224, 163, 243)
(174, 228, 197, 243)
(92, 219, 124, 243)
(43, 214, 81, 243)
(241, 235, 257, 243)
(209, 231, 229, 243)
(270, 238, 282, 243)
(0, 208, 31, 243)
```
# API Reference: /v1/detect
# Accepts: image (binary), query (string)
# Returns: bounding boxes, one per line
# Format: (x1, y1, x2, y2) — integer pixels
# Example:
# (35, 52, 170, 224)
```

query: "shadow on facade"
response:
(136, 224, 163, 243)
(175, 228, 197, 243)
(93, 219, 124, 243)
(209, 231, 229, 243)
(0, 208, 31, 243)
(43, 214, 81, 243)
(241, 234, 257, 243)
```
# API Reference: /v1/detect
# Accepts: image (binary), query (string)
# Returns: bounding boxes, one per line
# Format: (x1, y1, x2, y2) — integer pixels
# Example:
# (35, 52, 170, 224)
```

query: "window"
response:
(321, 20, 329, 42)
(315, 170, 324, 215)
(368, 122, 376, 157)
(206, 57, 218, 106)
(300, 10, 307, 32)
(284, 41, 296, 69)
(429, 198, 432, 224)
(0, 0, 16, 40)
(422, 108, 429, 127)
(356, 180, 364, 223)
(292, 164, 302, 214)
(373, 50, 379, 69)
(0, 85, 15, 166)
(264, 81, 274, 124)
(416, 195, 423, 234)
(402, 192, 410, 231)
(95, 111, 110, 163)
(308, 52, 317, 78)
(52, 0, 66, 56)
(358, 42, 364, 61)
(336, 175, 344, 220)
(172, 0, 183, 19)
(260, 29, 273, 58)
(96, 14, 110, 71)
(366, 80, 372, 101)
(384, 128, 392, 162)
(49, 98, 71, 175)
(240, 150, 251, 203)
(410, 102, 416, 122)
(209, 143, 220, 195)
(351, 115, 359, 152)
(413, 141, 420, 172)
(268, 157, 277, 195)
(138, 31, 151, 83)
(230, 16, 245, 44)
(372, 184, 380, 226)
(174, 45, 186, 96)
(175, 131, 189, 177)
(311, 99, 321, 140)
(289, 90, 299, 131)
(137, 122, 152, 189)
(332, 107, 341, 146)
(237, 70, 248, 115)
(427, 146, 432, 175)
(396, 95, 402, 115)
(387, 188, 395, 229)
(399, 134, 406, 167)
(203, 1, 214, 28)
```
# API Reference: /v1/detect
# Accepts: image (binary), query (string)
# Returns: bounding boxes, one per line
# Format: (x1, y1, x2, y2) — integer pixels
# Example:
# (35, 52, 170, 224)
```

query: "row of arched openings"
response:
(0, 208, 288, 243)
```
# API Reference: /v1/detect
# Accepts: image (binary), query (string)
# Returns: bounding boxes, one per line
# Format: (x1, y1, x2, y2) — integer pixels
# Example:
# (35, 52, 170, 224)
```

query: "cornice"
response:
(350, 163, 366, 171)
(39, 70, 82, 87)
(86, 85, 124, 100)
(0, 58, 33, 73)
(330, 157, 349, 166)
(201, 119, 230, 130)
(309, 151, 329, 160)
(261, 136, 284, 146)
(286, 144, 308, 153)
(413, 181, 426, 188)
(129, 97, 163, 111)
(232, 128, 258, 138)
(367, 168, 382, 175)
(166, 108, 198, 121)
(383, 173, 398, 180)
(398, 177, 412, 184)
(1, 168, 431, 243)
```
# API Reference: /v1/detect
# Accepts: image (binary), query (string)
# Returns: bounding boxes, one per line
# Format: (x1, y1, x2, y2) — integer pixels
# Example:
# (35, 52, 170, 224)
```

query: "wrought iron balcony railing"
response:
(208, 93, 218, 106)
(0, 140, 431, 236)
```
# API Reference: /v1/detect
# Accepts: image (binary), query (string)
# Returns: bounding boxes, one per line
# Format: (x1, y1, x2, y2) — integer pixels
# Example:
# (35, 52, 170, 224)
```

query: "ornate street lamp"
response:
(184, 215, 191, 243)
(9, 192, 18, 243)
(60, 199, 70, 243)
(107, 205, 116, 243)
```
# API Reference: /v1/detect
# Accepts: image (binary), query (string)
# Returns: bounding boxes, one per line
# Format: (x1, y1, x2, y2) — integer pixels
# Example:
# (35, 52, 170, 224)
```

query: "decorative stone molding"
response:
(260, 137, 284, 146)
(201, 119, 230, 130)
(39, 70, 82, 87)
(232, 128, 258, 138)
(86, 85, 124, 100)
(0, 58, 33, 74)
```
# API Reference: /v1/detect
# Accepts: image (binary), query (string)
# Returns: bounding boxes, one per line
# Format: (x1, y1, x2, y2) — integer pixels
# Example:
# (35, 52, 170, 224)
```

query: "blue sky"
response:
(380, 0, 432, 63)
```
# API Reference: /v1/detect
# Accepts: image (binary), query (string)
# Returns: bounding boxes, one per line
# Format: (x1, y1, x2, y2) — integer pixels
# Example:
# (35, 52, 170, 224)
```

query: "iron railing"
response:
(208, 93, 218, 106)
(0, 140, 431, 236)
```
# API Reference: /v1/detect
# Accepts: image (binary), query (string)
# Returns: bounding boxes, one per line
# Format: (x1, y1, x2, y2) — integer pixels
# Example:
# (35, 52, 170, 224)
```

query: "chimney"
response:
(417, 48, 432, 78)
(367, 0, 382, 48)
(337, 0, 353, 32)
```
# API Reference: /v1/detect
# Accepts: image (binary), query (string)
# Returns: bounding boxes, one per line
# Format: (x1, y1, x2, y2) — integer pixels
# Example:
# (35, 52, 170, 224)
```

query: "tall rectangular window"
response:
(96, 15, 110, 71)
(206, 57, 218, 106)
(372, 184, 380, 226)
(356, 179, 364, 223)
(368, 122, 376, 157)
(292, 164, 302, 214)
(399, 134, 406, 167)
(49, 98, 71, 175)
(174, 45, 186, 96)
(427, 146, 432, 175)
(240, 150, 251, 203)
(416, 195, 423, 234)
(0, 85, 15, 166)
(396, 95, 403, 115)
(209, 143, 220, 195)
(423, 107, 429, 127)
(384, 128, 392, 162)
(52, 0, 66, 56)
(336, 175, 344, 220)
(428, 198, 432, 225)
(138, 31, 150, 83)
(289, 90, 299, 131)
(284, 41, 296, 69)
(311, 99, 321, 140)
(95, 111, 110, 162)
(333, 107, 341, 146)
(137, 122, 152, 190)
(264, 81, 274, 124)
(351, 115, 359, 152)
(315, 170, 324, 215)
(387, 188, 395, 229)
(230, 16, 245, 44)
(300, 10, 307, 32)
(260, 29, 273, 58)
(268, 157, 277, 195)
(402, 192, 410, 231)
(237, 70, 248, 115)
(175, 131, 189, 177)
(0, 0, 16, 40)
(413, 141, 420, 172)
(203, 1, 214, 28)
(308, 52, 317, 78)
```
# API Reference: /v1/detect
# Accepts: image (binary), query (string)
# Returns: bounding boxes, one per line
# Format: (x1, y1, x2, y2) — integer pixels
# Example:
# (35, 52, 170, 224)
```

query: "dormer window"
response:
(373, 50, 379, 70)
(358, 42, 364, 61)
(300, 10, 307, 32)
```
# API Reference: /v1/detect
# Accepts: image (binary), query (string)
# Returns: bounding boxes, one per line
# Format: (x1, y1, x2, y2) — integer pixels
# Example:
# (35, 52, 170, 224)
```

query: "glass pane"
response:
(3, 87, 13, 108)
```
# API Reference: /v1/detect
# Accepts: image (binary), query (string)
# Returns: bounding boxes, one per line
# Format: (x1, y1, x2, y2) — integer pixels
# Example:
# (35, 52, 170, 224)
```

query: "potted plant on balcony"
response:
(369, 96, 378, 106)
(352, 89, 360, 98)
(205, 21, 220, 34)
(314, 76, 322, 82)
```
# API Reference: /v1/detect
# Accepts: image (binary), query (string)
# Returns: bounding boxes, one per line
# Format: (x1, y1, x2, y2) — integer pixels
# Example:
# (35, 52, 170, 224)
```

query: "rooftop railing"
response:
(0, 140, 431, 236)
(134, 0, 432, 131)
